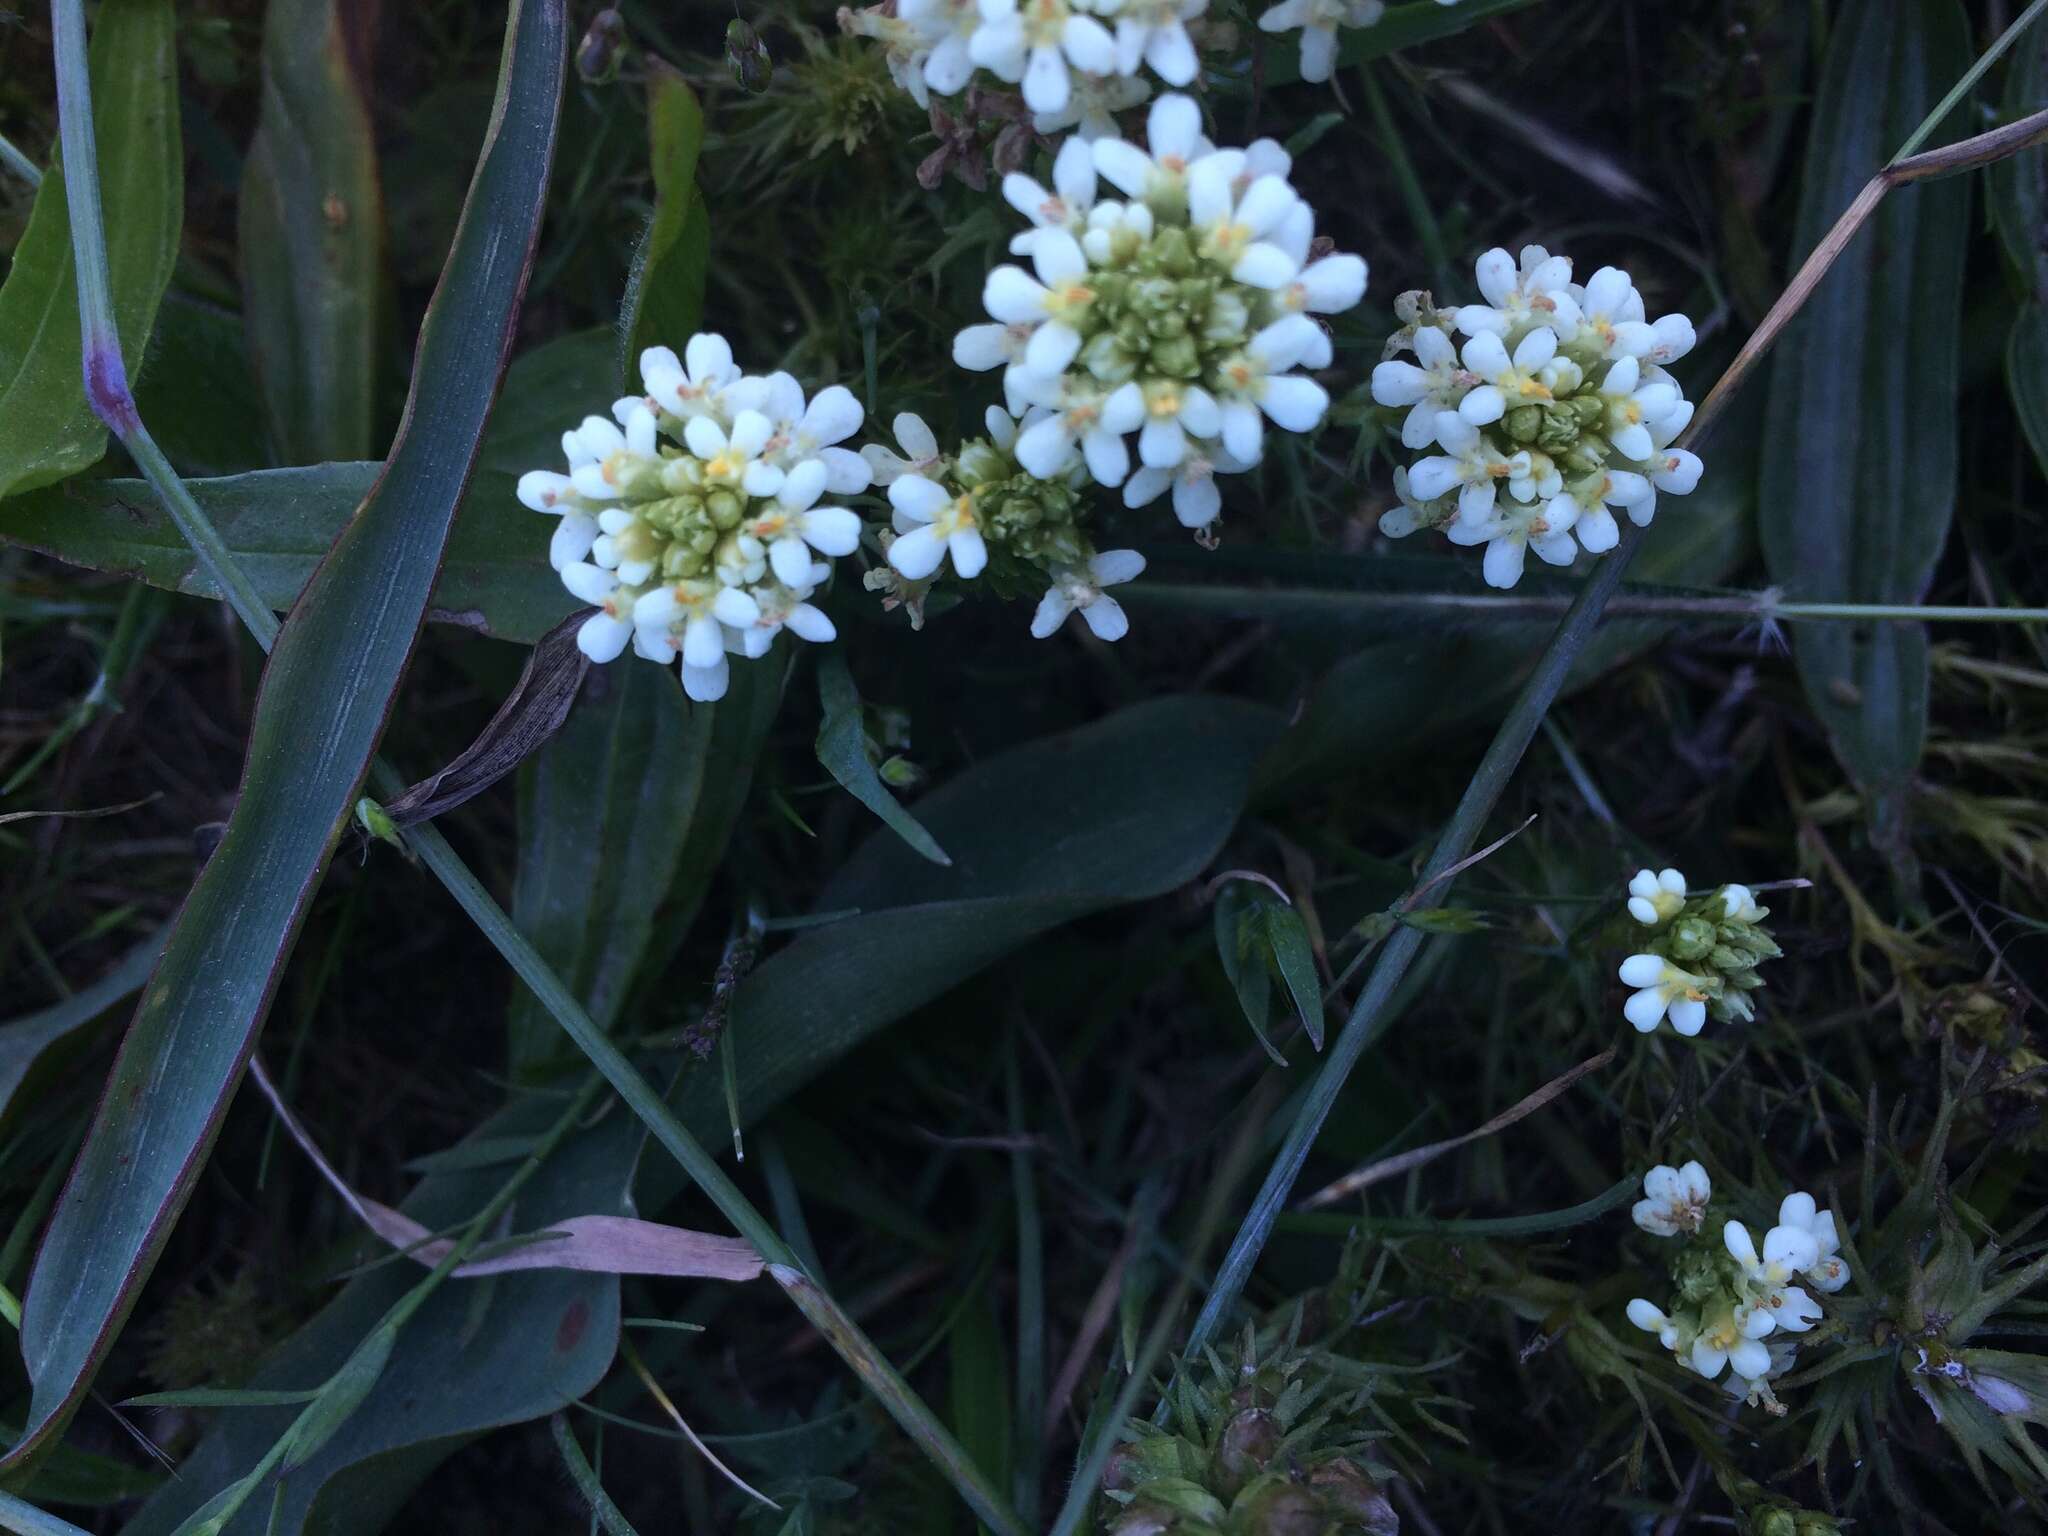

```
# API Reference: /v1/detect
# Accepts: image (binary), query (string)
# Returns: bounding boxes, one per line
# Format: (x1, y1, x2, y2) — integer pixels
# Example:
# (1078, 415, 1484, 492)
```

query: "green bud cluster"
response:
(1095, 1322, 1399, 1536)
(1070, 225, 1258, 401)
(1634, 885, 1782, 1026)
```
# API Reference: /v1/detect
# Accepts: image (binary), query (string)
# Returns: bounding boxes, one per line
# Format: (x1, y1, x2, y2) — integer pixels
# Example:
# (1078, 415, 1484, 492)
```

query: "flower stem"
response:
(0, 130, 40, 188)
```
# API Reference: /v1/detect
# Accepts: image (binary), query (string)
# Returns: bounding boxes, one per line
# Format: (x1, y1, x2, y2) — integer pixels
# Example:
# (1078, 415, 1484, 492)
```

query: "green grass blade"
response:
(0, 0, 179, 499)
(815, 652, 951, 867)
(240, 0, 388, 463)
(1, 0, 569, 1474)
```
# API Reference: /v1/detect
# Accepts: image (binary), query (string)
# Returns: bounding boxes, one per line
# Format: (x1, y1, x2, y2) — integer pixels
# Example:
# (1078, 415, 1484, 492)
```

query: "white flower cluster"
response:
(1257, 0, 1462, 85)
(1371, 246, 1704, 589)
(1615, 867, 1779, 1037)
(843, 0, 1205, 133)
(867, 406, 1146, 641)
(955, 94, 1365, 534)
(518, 335, 869, 701)
(1626, 1167, 1850, 1410)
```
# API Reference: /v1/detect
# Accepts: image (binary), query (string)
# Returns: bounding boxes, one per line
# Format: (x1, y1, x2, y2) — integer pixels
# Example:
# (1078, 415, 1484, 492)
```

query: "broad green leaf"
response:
(0, 328, 615, 644)
(240, 0, 388, 463)
(1213, 881, 1282, 1065)
(642, 695, 1281, 1200)
(1757, 0, 1969, 879)
(2011, 304, 2048, 482)
(0, 933, 159, 1135)
(505, 660, 702, 1072)
(0, 0, 180, 499)
(1263, 0, 1543, 87)
(2, 0, 569, 1474)
(619, 58, 709, 379)
(815, 652, 950, 867)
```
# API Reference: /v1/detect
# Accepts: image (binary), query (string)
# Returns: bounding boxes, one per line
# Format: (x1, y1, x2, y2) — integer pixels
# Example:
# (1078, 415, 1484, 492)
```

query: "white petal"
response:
(798, 506, 862, 556)
(560, 561, 618, 606)
(1023, 43, 1071, 114)
(955, 323, 1017, 371)
(1624, 989, 1668, 1032)
(1080, 593, 1129, 640)
(800, 386, 863, 448)
(683, 415, 727, 460)
(984, 266, 1052, 325)
(1259, 374, 1328, 433)
(1093, 138, 1155, 198)
(888, 525, 946, 580)
(1231, 242, 1299, 290)
(577, 613, 631, 663)
(1296, 254, 1366, 313)
(888, 474, 950, 523)
(1081, 425, 1130, 487)
(711, 588, 761, 627)
(681, 657, 730, 702)
(1016, 416, 1076, 479)
(1025, 320, 1083, 377)
(948, 526, 989, 578)
(518, 470, 575, 511)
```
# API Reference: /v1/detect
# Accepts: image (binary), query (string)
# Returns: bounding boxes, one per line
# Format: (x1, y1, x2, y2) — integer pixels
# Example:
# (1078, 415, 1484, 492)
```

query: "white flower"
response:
(1124, 439, 1255, 529)
(970, 91, 1363, 509)
(1136, 379, 1223, 468)
(1033, 69, 1151, 140)
(1632, 1161, 1711, 1237)
(861, 412, 945, 485)
(1003, 137, 1099, 258)
(1626, 1298, 1680, 1352)
(740, 458, 865, 587)
(888, 474, 990, 580)
(1596, 354, 1684, 461)
(1013, 379, 1145, 484)
(1777, 1191, 1850, 1294)
(1370, 326, 1463, 449)
(631, 577, 760, 682)
(969, 0, 1118, 115)
(1404, 411, 1528, 526)
(1212, 316, 1330, 462)
(1724, 1218, 1821, 1289)
(1444, 492, 1578, 589)
(641, 335, 742, 421)
(1559, 265, 1643, 357)
(1454, 327, 1559, 426)
(1720, 883, 1762, 923)
(1187, 155, 1304, 289)
(1453, 245, 1579, 339)
(843, 4, 942, 107)
(897, 0, 981, 97)
(1108, 0, 1204, 85)
(1030, 548, 1145, 640)
(1628, 867, 1688, 926)
(727, 372, 873, 492)
(561, 561, 637, 663)
(1256, 0, 1385, 85)
(1618, 953, 1709, 1035)
(1688, 1301, 1776, 1382)
(681, 409, 783, 497)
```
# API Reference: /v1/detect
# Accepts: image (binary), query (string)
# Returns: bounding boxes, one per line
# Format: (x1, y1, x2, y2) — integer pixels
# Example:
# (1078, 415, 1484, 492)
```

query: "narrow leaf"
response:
(1757, 0, 1969, 883)
(379, 612, 588, 826)
(1213, 882, 1284, 1065)
(0, 0, 180, 498)
(3, 0, 568, 1473)
(619, 59, 709, 378)
(0, 933, 159, 1131)
(240, 0, 388, 463)
(2011, 304, 2048, 480)
(1263, 901, 1325, 1051)
(0, 329, 615, 643)
(815, 652, 950, 867)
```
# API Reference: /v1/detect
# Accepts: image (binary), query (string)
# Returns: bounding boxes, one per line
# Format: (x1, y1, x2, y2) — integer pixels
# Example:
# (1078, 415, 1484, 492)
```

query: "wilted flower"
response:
(518, 334, 869, 699)
(1030, 547, 1144, 640)
(1633, 1160, 1711, 1237)
(1373, 245, 1703, 588)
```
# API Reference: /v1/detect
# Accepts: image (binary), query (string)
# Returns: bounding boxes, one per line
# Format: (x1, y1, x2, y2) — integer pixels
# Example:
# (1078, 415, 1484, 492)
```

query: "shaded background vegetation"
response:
(2, 0, 2047, 1531)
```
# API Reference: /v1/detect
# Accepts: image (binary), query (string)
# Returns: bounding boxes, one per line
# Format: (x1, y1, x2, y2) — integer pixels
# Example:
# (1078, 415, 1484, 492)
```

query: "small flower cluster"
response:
(865, 406, 1146, 641)
(841, 0, 1205, 133)
(1258, 0, 1462, 85)
(1371, 247, 1704, 589)
(1616, 867, 1780, 1036)
(1626, 1164, 1850, 1411)
(956, 94, 1366, 534)
(518, 335, 868, 700)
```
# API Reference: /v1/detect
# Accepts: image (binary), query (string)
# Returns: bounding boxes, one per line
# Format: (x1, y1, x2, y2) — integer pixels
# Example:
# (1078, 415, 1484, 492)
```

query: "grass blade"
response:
(2, 0, 568, 1472)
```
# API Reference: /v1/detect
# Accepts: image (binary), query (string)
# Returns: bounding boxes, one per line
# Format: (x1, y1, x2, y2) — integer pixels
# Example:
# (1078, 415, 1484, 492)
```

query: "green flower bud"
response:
(1208, 1408, 1280, 1501)
(725, 18, 773, 93)
(1668, 916, 1718, 962)
(1305, 1460, 1399, 1535)
(1502, 404, 1544, 445)
(706, 489, 744, 529)
(1227, 1476, 1322, 1536)
(575, 8, 627, 83)
(355, 797, 403, 849)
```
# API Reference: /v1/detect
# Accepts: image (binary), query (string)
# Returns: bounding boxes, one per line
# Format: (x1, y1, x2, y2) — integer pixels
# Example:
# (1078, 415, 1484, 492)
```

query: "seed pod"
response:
(1209, 1408, 1281, 1500)
(575, 8, 627, 83)
(726, 18, 773, 93)
(1306, 1458, 1400, 1535)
